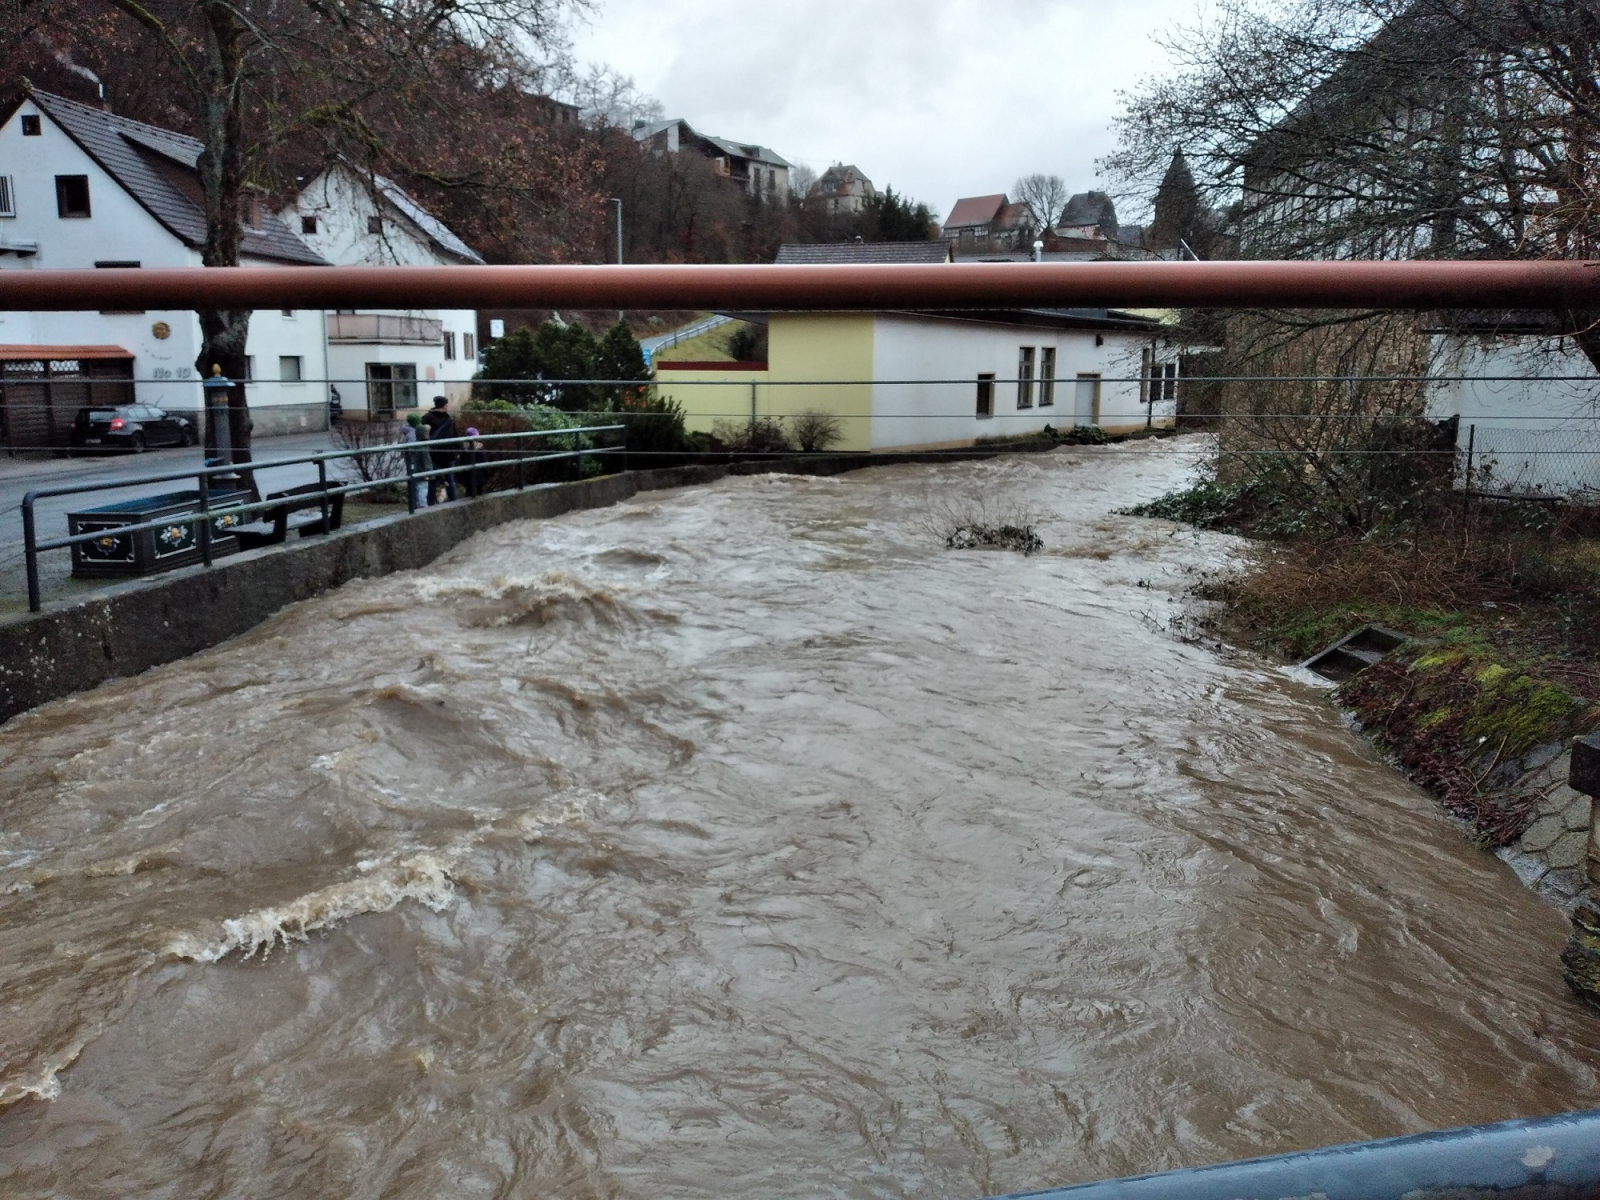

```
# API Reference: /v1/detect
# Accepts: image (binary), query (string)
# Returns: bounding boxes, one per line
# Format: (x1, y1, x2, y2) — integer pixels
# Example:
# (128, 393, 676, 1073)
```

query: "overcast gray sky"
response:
(570, 0, 1208, 222)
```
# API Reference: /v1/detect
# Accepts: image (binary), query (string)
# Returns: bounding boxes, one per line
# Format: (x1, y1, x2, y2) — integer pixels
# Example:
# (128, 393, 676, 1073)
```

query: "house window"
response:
(0, 176, 15, 218)
(20, 115, 40, 136)
(301, 216, 317, 235)
(1039, 347, 1056, 407)
(443, 331, 457, 360)
(1016, 346, 1035, 409)
(279, 355, 303, 382)
(975, 372, 995, 418)
(367, 216, 383, 234)
(55, 175, 91, 218)
(282, 309, 295, 318)
(463, 332, 475, 359)
(1159, 361, 1179, 402)
(366, 363, 417, 415)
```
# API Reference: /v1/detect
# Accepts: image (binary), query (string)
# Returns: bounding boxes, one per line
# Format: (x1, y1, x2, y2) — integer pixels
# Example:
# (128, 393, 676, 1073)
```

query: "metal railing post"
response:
(317, 457, 330, 531)
(517, 431, 526, 490)
(404, 441, 417, 514)
(23, 492, 40, 613)
(197, 467, 213, 568)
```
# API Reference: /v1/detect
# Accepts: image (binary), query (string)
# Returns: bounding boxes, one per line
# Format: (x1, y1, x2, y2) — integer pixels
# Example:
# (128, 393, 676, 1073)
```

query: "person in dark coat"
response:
(421, 395, 457, 503)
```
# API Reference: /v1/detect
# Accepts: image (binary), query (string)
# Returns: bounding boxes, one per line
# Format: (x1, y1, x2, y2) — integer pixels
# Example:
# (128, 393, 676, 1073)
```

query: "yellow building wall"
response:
(653, 368, 769, 438)
(653, 315, 877, 452)
(765, 314, 875, 452)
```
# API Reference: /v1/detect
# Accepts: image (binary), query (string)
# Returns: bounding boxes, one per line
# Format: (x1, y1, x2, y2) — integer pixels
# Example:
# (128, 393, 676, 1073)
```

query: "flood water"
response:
(1, 440, 1596, 1197)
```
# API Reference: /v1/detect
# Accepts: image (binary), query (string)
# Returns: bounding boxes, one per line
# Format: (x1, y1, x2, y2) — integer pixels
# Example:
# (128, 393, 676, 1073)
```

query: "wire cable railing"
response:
(20, 424, 624, 613)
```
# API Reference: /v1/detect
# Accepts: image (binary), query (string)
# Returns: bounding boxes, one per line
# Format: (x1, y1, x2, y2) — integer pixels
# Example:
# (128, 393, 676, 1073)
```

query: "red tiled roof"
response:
(0, 344, 134, 359)
(654, 360, 767, 371)
(944, 194, 1007, 229)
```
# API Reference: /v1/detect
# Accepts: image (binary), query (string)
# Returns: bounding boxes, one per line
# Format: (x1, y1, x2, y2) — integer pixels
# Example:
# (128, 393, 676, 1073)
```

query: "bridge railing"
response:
(20, 424, 625, 612)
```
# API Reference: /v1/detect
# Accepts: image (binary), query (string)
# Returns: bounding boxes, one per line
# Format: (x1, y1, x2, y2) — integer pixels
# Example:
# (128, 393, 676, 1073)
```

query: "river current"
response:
(1, 440, 1596, 1197)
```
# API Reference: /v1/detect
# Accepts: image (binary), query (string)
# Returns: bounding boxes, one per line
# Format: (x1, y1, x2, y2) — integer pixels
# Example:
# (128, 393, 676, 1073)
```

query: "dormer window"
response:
(55, 175, 90, 218)
(20, 115, 41, 136)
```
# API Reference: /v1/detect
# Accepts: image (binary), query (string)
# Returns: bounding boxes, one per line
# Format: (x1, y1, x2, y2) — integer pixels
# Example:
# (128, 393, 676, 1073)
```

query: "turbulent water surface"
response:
(1, 441, 1597, 1197)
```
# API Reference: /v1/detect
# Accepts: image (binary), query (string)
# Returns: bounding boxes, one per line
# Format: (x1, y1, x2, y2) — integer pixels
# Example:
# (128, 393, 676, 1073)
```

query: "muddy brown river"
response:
(1, 441, 1596, 1197)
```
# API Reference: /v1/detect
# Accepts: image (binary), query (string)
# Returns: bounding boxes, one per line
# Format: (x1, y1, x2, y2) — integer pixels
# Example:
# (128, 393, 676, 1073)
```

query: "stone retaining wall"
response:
(1499, 745, 1596, 906)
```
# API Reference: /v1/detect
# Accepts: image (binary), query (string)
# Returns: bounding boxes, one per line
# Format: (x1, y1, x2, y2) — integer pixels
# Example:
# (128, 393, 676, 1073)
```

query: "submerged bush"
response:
(926, 497, 1045, 556)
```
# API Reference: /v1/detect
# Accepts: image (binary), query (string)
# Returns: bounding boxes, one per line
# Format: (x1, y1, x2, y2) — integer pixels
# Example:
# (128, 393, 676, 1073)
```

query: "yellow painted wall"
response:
(765, 314, 875, 452)
(652, 314, 876, 452)
(653, 367, 769, 438)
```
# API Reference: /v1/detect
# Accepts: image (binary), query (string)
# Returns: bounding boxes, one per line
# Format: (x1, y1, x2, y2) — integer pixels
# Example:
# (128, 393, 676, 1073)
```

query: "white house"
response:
(655, 307, 1178, 452)
(0, 87, 331, 448)
(287, 163, 482, 419)
(1426, 318, 1600, 500)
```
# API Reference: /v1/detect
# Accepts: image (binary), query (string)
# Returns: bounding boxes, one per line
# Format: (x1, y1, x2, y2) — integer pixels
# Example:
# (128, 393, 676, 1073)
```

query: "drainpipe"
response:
(1561, 733, 1600, 1008)
(320, 305, 333, 431)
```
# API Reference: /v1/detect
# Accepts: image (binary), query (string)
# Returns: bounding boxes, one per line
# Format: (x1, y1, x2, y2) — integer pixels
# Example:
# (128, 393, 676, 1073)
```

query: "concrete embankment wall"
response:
(0, 451, 1011, 725)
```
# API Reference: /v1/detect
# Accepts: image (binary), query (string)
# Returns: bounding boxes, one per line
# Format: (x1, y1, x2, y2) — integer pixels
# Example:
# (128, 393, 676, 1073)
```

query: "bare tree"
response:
(8, 0, 588, 464)
(788, 163, 818, 201)
(560, 62, 663, 130)
(1013, 173, 1070, 237)
(1106, 0, 1600, 365)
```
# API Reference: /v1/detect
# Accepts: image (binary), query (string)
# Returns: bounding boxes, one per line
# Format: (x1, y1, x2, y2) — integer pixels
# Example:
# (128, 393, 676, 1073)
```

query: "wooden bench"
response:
(231, 464, 345, 549)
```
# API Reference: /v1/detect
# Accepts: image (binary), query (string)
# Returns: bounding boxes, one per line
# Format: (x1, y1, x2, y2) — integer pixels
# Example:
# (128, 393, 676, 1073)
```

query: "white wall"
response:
(868, 314, 1168, 450)
(0, 99, 329, 429)
(1429, 335, 1600, 498)
(291, 167, 479, 412)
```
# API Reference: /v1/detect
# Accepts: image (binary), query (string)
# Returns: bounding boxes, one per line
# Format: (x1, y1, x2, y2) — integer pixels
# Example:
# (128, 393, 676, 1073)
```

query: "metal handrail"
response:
(22, 423, 626, 612)
(986, 1107, 1600, 1199)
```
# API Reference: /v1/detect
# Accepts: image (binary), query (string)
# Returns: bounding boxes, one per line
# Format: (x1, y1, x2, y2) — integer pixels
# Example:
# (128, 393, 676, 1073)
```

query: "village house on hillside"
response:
(632, 118, 790, 201)
(0, 88, 487, 451)
(289, 163, 483, 418)
(943, 193, 1031, 252)
(806, 164, 876, 215)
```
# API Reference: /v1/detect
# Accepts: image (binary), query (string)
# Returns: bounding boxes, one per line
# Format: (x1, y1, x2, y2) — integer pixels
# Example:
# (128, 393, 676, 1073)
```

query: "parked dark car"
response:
(70, 405, 196, 453)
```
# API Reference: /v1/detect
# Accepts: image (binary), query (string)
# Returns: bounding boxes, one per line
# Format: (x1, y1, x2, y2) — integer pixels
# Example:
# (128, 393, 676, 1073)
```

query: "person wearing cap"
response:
(421, 396, 457, 504)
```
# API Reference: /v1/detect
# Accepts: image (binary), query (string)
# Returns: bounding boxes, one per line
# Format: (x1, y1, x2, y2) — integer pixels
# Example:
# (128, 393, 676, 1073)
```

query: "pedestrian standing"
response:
(402, 413, 428, 509)
(462, 426, 488, 497)
(422, 395, 457, 504)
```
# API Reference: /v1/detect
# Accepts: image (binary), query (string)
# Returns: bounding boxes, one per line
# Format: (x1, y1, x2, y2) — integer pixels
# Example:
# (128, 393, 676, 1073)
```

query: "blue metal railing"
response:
(986, 1107, 1600, 1199)
(21, 424, 625, 612)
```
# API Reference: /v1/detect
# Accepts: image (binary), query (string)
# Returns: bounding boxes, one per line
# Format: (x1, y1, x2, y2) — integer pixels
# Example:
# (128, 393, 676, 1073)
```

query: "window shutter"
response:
(0, 176, 14, 218)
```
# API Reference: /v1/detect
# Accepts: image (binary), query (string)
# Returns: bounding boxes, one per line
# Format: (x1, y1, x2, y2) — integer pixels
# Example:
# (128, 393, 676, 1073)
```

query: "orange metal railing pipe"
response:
(1, 260, 1599, 311)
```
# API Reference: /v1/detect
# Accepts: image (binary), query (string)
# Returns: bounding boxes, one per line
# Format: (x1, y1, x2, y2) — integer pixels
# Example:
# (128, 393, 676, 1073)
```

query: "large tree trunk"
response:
(190, 0, 253, 465)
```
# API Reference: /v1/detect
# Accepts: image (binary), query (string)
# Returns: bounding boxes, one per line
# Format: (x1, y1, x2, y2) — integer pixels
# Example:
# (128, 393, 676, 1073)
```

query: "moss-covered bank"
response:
(1332, 635, 1598, 902)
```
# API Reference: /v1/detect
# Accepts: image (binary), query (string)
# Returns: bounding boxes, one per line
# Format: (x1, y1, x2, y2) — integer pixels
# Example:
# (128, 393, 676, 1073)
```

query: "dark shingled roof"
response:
(775, 242, 951, 265)
(27, 89, 326, 266)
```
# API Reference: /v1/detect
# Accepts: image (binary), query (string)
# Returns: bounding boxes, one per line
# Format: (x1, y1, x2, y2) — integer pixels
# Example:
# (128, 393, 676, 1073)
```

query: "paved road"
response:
(640, 313, 732, 358)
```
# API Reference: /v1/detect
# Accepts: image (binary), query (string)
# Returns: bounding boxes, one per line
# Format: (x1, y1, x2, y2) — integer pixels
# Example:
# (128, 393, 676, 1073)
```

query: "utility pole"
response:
(609, 198, 624, 325)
